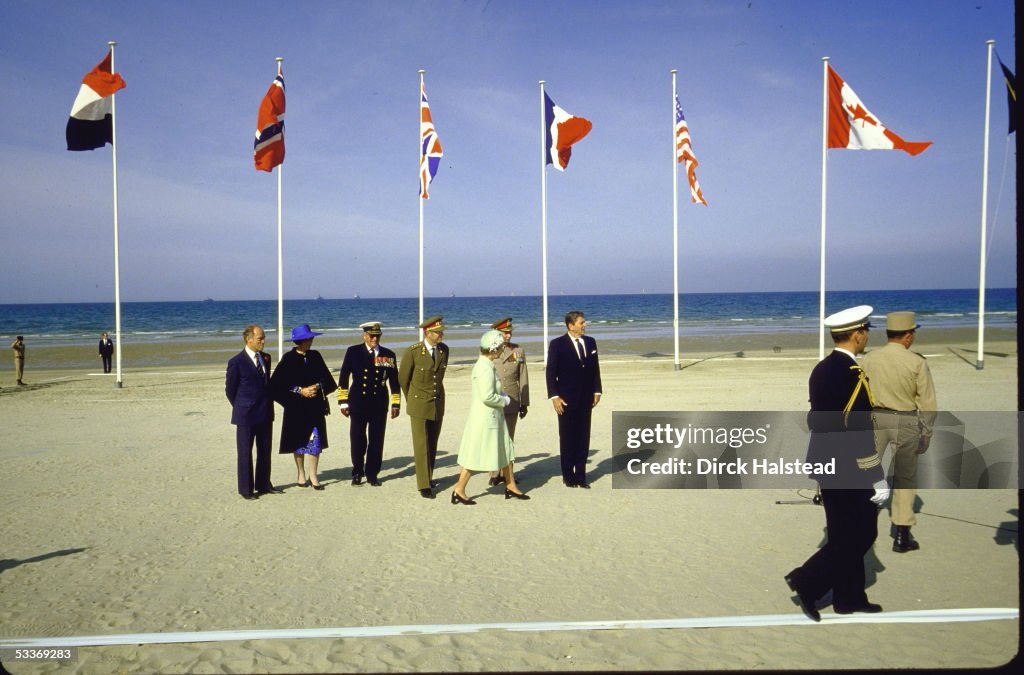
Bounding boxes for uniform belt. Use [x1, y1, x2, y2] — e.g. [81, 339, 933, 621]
[874, 407, 918, 416]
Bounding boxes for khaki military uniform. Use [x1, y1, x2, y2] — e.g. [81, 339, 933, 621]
[861, 342, 937, 526]
[398, 340, 448, 490]
[492, 343, 529, 439]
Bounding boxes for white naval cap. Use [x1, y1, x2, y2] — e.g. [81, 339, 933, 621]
[823, 305, 873, 334]
[359, 321, 383, 335]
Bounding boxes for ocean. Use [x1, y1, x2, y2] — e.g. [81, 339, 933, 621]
[0, 288, 1015, 356]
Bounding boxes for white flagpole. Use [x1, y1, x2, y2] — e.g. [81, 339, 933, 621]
[977, 40, 995, 370]
[819, 56, 830, 361]
[418, 69, 425, 329]
[671, 70, 681, 371]
[108, 40, 123, 388]
[540, 80, 549, 363]
[276, 57, 285, 362]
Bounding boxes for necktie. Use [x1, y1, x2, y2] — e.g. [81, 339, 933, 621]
[255, 353, 265, 378]
[430, 347, 436, 363]
[575, 339, 585, 361]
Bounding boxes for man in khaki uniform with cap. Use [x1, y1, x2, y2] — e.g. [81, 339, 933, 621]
[487, 317, 530, 486]
[861, 311, 937, 553]
[398, 316, 449, 499]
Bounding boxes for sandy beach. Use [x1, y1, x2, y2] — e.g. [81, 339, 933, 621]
[0, 331, 1018, 672]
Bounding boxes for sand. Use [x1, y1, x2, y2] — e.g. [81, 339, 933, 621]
[0, 333, 1018, 672]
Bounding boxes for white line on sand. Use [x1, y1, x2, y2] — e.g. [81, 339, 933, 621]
[1, 608, 1016, 648]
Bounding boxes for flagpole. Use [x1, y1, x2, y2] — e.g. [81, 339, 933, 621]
[819, 56, 830, 361]
[108, 40, 124, 388]
[540, 80, 549, 363]
[275, 57, 284, 362]
[977, 40, 995, 371]
[418, 70, 426, 330]
[671, 70, 681, 371]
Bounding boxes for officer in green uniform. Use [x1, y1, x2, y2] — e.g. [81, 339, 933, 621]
[398, 316, 449, 498]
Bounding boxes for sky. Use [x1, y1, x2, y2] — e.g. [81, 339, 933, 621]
[0, 0, 1016, 303]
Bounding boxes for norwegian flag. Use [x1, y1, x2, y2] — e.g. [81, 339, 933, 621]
[419, 82, 442, 199]
[675, 95, 707, 206]
[254, 65, 286, 172]
[827, 65, 931, 156]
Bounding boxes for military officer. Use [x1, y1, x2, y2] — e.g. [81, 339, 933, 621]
[785, 305, 889, 622]
[338, 321, 401, 487]
[488, 317, 530, 486]
[397, 315, 449, 499]
[861, 311, 937, 553]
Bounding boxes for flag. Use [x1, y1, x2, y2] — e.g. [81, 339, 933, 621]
[419, 82, 442, 199]
[675, 95, 707, 206]
[254, 66, 286, 172]
[996, 53, 1016, 135]
[544, 92, 592, 170]
[66, 49, 126, 151]
[827, 65, 931, 156]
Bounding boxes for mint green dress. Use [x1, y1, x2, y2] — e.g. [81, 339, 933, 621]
[456, 355, 515, 471]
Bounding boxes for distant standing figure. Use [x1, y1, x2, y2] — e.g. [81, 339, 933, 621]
[546, 311, 602, 488]
[98, 332, 114, 374]
[488, 317, 530, 487]
[451, 330, 529, 504]
[11, 335, 25, 386]
[225, 324, 277, 500]
[271, 324, 339, 491]
[861, 311, 937, 553]
[337, 321, 401, 486]
[397, 315, 449, 499]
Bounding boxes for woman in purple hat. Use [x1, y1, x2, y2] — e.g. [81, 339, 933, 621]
[270, 324, 338, 489]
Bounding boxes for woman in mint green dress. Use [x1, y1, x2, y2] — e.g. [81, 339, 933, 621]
[452, 330, 530, 505]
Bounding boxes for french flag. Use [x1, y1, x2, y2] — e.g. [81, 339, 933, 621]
[544, 92, 592, 171]
[66, 50, 126, 152]
[254, 67, 286, 172]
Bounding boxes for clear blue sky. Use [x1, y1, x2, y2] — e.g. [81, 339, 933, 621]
[1, 0, 1016, 303]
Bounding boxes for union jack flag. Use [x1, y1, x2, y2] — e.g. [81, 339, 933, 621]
[419, 82, 442, 199]
[675, 95, 706, 206]
[254, 65, 285, 172]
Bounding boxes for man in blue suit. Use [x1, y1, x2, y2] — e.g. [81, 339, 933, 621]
[225, 324, 279, 500]
[546, 310, 602, 488]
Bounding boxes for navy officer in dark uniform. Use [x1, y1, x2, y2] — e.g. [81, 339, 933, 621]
[337, 321, 401, 486]
[785, 305, 890, 621]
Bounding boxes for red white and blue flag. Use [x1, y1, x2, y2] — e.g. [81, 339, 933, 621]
[254, 65, 286, 172]
[544, 92, 591, 171]
[827, 65, 931, 156]
[675, 95, 707, 206]
[419, 82, 443, 199]
[66, 49, 126, 151]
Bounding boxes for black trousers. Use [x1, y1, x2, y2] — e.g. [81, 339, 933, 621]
[236, 421, 273, 495]
[349, 408, 388, 480]
[791, 488, 878, 609]
[557, 404, 592, 484]
[101, 354, 112, 373]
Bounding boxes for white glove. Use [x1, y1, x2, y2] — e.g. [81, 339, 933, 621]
[870, 479, 890, 506]
[501, 394, 511, 407]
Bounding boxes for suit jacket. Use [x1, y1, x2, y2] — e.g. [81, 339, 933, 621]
[337, 344, 401, 413]
[806, 350, 883, 488]
[398, 340, 448, 420]
[98, 339, 113, 357]
[226, 349, 274, 426]
[546, 333, 602, 407]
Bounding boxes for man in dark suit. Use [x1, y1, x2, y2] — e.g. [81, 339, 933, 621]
[785, 305, 889, 621]
[397, 316, 449, 498]
[98, 332, 114, 374]
[338, 321, 401, 487]
[546, 310, 602, 488]
[225, 324, 280, 500]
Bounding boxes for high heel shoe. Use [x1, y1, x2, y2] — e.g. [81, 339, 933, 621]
[298, 479, 310, 488]
[504, 488, 530, 501]
[311, 482, 325, 491]
[451, 491, 476, 505]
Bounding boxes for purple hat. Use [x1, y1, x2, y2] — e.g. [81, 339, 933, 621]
[290, 324, 322, 342]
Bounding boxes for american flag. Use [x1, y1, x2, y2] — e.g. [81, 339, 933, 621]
[419, 82, 442, 199]
[675, 95, 706, 206]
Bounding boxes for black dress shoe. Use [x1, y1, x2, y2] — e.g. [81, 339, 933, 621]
[451, 491, 477, 505]
[577, 481, 590, 489]
[297, 479, 311, 488]
[240, 493, 259, 501]
[505, 488, 530, 501]
[312, 482, 325, 491]
[488, 475, 505, 486]
[369, 479, 383, 486]
[258, 486, 284, 495]
[834, 602, 882, 615]
[420, 488, 435, 499]
[351, 475, 364, 486]
[784, 574, 821, 622]
[564, 480, 578, 488]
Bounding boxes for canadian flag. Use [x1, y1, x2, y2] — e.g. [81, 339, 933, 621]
[827, 65, 931, 156]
